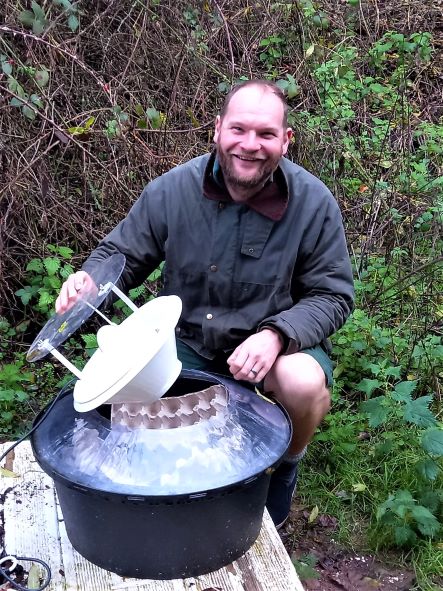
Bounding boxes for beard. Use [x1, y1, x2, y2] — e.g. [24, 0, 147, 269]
[216, 147, 280, 191]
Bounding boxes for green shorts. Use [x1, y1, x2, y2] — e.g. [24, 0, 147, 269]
[176, 339, 334, 389]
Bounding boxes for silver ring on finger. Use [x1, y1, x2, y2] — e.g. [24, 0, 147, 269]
[250, 368, 258, 377]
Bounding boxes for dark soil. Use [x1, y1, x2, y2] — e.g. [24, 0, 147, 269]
[279, 501, 418, 591]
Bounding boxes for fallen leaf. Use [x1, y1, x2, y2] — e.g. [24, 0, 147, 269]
[308, 505, 319, 523]
[0, 467, 20, 478]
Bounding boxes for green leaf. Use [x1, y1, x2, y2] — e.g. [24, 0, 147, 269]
[34, 68, 49, 87]
[416, 458, 440, 481]
[411, 505, 440, 536]
[393, 380, 417, 401]
[360, 396, 389, 427]
[10, 97, 25, 107]
[26, 258, 44, 273]
[57, 246, 74, 259]
[356, 378, 382, 397]
[394, 525, 416, 546]
[384, 365, 402, 379]
[18, 10, 35, 27]
[403, 395, 437, 428]
[2, 61, 12, 75]
[81, 334, 98, 349]
[32, 19, 46, 36]
[38, 291, 54, 308]
[30, 94, 43, 108]
[43, 257, 60, 276]
[15, 288, 33, 306]
[22, 105, 36, 120]
[421, 429, 443, 456]
[31, 1, 46, 21]
[68, 14, 79, 32]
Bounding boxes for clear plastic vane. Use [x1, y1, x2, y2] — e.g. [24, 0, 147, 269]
[27, 253, 134, 367]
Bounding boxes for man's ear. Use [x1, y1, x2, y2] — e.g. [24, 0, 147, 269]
[282, 128, 293, 155]
[213, 115, 221, 143]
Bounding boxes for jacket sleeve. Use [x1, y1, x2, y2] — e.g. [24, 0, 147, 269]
[82, 184, 167, 293]
[259, 198, 354, 352]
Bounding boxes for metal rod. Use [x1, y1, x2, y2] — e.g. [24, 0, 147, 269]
[49, 348, 83, 379]
[111, 285, 138, 312]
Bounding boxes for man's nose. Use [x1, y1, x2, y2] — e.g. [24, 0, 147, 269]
[240, 132, 260, 152]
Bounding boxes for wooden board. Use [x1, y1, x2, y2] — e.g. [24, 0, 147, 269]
[0, 442, 304, 590]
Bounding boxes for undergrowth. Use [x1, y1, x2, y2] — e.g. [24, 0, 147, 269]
[0, 0, 442, 588]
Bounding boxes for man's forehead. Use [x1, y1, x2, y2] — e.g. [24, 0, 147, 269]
[224, 85, 283, 116]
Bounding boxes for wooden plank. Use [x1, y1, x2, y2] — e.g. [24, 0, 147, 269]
[1, 442, 304, 590]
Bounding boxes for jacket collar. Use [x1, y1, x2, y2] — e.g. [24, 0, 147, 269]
[202, 152, 289, 221]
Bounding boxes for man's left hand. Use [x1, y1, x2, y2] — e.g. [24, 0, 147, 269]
[227, 329, 283, 383]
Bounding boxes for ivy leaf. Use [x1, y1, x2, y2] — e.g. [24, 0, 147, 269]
[360, 396, 389, 427]
[421, 429, 443, 456]
[415, 458, 440, 481]
[403, 395, 437, 428]
[392, 380, 417, 402]
[356, 378, 382, 397]
[68, 14, 79, 32]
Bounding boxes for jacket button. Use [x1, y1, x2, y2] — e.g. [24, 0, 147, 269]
[206, 313, 213, 320]
[218, 202, 225, 210]
[210, 265, 218, 272]
[248, 248, 254, 254]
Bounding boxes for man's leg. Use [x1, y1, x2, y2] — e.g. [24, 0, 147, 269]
[264, 346, 333, 527]
[264, 350, 331, 454]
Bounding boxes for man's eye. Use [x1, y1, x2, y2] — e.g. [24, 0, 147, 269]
[262, 132, 275, 138]
[232, 127, 243, 132]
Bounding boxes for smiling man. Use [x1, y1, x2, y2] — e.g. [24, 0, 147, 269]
[56, 80, 354, 529]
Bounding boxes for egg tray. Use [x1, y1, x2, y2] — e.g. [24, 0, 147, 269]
[110, 384, 228, 429]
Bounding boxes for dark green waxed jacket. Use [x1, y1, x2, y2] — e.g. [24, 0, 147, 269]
[83, 154, 354, 358]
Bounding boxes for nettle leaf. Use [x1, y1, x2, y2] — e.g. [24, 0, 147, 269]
[26, 258, 44, 273]
[384, 365, 402, 379]
[393, 380, 417, 402]
[10, 97, 25, 107]
[43, 256, 60, 276]
[361, 396, 389, 427]
[411, 505, 440, 537]
[15, 288, 33, 305]
[38, 290, 54, 308]
[57, 246, 74, 259]
[82, 334, 98, 349]
[395, 525, 415, 546]
[421, 429, 443, 456]
[356, 378, 382, 397]
[403, 395, 437, 428]
[416, 458, 440, 481]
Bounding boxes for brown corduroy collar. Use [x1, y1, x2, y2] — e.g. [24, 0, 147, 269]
[202, 152, 289, 221]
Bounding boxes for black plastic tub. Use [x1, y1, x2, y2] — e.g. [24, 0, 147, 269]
[31, 370, 291, 579]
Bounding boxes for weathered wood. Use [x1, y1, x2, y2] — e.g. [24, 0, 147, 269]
[1, 442, 304, 590]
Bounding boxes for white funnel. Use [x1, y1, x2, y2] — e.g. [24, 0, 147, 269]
[73, 296, 182, 412]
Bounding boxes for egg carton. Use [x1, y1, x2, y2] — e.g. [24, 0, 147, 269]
[110, 384, 228, 429]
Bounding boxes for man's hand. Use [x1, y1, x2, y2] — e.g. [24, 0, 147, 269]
[55, 271, 97, 314]
[227, 328, 283, 383]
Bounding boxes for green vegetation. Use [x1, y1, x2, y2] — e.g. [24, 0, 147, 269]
[0, 1, 442, 588]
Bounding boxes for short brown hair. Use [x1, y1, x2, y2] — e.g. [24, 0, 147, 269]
[219, 79, 289, 127]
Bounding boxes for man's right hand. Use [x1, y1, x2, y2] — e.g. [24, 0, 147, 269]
[55, 271, 97, 314]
